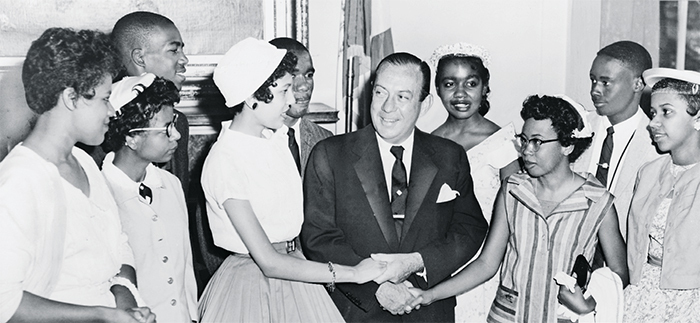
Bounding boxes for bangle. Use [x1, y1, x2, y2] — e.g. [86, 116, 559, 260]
[326, 262, 336, 293]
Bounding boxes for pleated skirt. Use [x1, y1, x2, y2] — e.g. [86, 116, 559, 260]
[198, 250, 345, 323]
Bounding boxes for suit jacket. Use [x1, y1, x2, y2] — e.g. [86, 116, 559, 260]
[301, 126, 488, 323]
[299, 116, 332, 178]
[572, 111, 660, 238]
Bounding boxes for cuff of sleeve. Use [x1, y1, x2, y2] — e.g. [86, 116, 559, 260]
[110, 276, 147, 307]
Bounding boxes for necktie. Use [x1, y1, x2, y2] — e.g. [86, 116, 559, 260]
[592, 126, 614, 269]
[139, 183, 153, 205]
[390, 146, 408, 241]
[287, 127, 302, 174]
[595, 126, 614, 187]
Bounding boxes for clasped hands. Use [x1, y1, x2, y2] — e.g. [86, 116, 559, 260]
[370, 253, 429, 315]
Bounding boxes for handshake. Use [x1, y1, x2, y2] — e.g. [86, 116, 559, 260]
[375, 281, 423, 315]
[366, 253, 431, 315]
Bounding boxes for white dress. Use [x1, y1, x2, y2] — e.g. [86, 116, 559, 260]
[0, 146, 134, 321]
[198, 123, 344, 322]
[455, 123, 519, 323]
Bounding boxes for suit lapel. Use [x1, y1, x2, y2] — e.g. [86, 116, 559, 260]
[300, 118, 314, 169]
[402, 131, 437, 243]
[353, 128, 400, 250]
[614, 117, 652, 195]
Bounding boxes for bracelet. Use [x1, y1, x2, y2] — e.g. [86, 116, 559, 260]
[109, 276, 147, 307]
[326, 262, 336, 293]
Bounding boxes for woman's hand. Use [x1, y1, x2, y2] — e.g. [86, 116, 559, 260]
[406, 286, 435, 310]
[557, 284, 596, 315]
[100, 306, 156, 323]
[352, 257, 387, 284]
[126, 307, 156, 323]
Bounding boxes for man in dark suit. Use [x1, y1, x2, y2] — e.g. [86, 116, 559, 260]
[269, 37, 333, 178]
[301, 52, 487, 322]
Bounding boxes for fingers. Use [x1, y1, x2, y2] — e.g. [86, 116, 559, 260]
[128, 307, 156, 323]
[409, 295, 424, 308]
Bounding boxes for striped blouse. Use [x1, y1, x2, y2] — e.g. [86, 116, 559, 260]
[488, 172, 614, 323]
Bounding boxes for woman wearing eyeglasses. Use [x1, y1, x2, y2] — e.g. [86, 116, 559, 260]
[404, 95, 628, 322]
[101, 74, 198, 323]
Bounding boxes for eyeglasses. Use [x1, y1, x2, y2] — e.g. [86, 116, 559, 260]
[515, 133, 558, 152]
[129, 113, 178, 138]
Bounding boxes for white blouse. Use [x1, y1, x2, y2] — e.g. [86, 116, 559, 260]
[201, 122, 304, 254]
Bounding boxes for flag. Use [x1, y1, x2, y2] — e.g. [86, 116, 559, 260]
[337, 0, 394, 133]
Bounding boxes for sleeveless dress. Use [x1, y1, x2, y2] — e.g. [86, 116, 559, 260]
[488, 172, 613, 323]
[623, 163, 700, 322]
[455, 123, 518, 323]
[198, 123, 344, 322]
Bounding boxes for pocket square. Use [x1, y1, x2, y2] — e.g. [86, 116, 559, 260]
[436, 183, 460, 203]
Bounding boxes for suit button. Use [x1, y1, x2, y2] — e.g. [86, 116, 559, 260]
[152, 215, 158, 221]
[162, 256, 169, 263]
[167, 277, 174, 284]
[170, 299, 177, 306]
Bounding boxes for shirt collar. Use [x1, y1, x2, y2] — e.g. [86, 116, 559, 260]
[375, 130, 416, 154]
[603, 107, 645, 136]
[102, 152, 164, 203]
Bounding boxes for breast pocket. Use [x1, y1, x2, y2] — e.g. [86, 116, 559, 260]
[487, 284, 518, 323]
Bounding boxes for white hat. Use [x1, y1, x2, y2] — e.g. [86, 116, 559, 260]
[214, 37, 287, 107]
[644, 68, 700, 88]
[110, 73, 157, 114]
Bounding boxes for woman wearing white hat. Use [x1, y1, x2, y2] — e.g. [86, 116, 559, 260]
[197, 37, 385, 322]
[624, 68, 700, 321]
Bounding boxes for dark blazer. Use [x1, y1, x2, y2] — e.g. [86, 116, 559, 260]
[301, 125, 488, 322]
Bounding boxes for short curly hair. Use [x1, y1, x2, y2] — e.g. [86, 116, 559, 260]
[436, 55, 491, 115]
[230, 51, 297, 116]
[651, 78, 700, 116]
[520, 95, 592, 162]
[22, 28, 120, 114]
[102, 77, 180, 152]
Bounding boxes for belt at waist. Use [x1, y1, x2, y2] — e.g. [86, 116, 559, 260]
[271, 237, 299, 254]
[231, 237, 300, 258]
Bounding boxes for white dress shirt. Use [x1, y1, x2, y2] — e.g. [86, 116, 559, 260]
[586, 108, 646, 191]
[376, 131, 415, 200]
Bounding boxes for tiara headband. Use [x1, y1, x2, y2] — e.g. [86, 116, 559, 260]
[429, 42, 491, 69]
[553, 94, 593, 139]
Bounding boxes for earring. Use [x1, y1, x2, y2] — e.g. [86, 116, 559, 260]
[694, 120, 700, 131]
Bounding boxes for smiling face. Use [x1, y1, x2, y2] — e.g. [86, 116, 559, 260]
[253, 73, 295, 130]
[75, 74, 115, 146]
[286, 49, 315, 118]
[131, 105, 180, 163]
[371, 63, 425, 144]
[520, 118, 568, 178]
[436, 59, 486, 120]
[589, 55, 640, 124]
[649, 92, 699, 156]
[141, 24, 189, 90]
